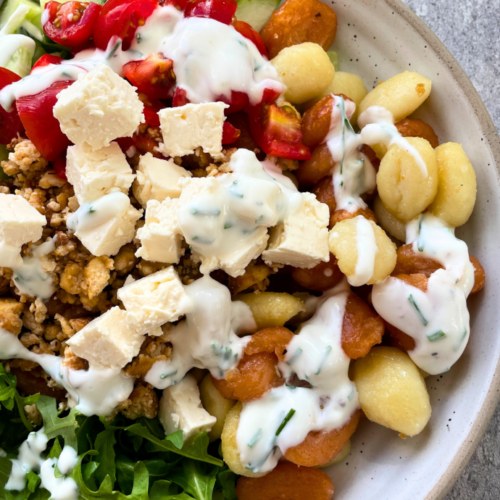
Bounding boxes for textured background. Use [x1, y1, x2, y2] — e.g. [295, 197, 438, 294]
[401, 1, 500, 498]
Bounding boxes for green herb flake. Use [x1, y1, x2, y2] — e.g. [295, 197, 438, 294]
[408, 294, 428, 326]
[160, 370, 178, 379]
[275, 409, 296, 436]
[427, 330, 446, 342]
[247, 429, 262, 448]
[286, 348, 303, 366]
[315, 345, 332, 375]
[88, 206, 96, 214]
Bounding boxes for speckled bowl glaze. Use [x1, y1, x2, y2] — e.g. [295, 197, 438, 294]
[319, 0, 500, 498]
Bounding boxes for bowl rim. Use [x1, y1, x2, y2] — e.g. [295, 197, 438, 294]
[383, 1, 500, 498]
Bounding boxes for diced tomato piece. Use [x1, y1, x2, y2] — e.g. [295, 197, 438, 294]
[31, 54, 64, 73]
[172, 87, 189, 107]
[222, 121, 240, 144]
[184, 0, 237, 25]
[226, 111, 264, 158]
[52, 154, 67, 181]
[94, 0, 158, 51]
[43, 1, 101, 48]
[137, 93, 163, 127]
[0, 68, 23, 145]
[70, 39, 96, 56]
[116, 131, 167, 159]
[16, 81, 72, 161]
[232, 20, 268, 58]
[123, 53, 175, 99]
[215, 90, 248, 115]
[248, 103, 311, 160]
[260, 87, 281, 105]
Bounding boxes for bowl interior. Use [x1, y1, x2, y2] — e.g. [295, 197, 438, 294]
[320, 1, 500, 499]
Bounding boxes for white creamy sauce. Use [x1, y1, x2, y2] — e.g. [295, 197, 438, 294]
[178, 149, 302, 270]
[40, 455, 78, 500]
[372, 213, 474, 375]
[145, 275, 251, 389]
[0, 6, 282, 111]
[237, 281, 358, 473]
[231, 301, 258, 336]
[5, 428, 48, 491]
[0, 328, 134, 416]
[67, 191, 130, 233]
[349, 215, 377, 287]
[12, 238, 55, 300]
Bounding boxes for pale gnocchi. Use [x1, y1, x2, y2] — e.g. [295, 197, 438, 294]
[373, 196, 407, 242]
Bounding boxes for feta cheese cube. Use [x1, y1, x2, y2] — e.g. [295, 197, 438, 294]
[67, 306, 144, 369]
[66, 143, 135, 204]
[136, 198, 183, 264]
[133, 153, 191, 207]
[159, 102, 227, 159]
[54, 64, 144, 151]
[159, 374, 216, 441]
[263, 193, 330, 268]
[117, 266, 192, 332]
[68, 192, 142, 257]
[0, 194, 46, 267]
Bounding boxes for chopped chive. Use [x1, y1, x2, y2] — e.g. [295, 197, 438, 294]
[286, 348, 303, 366]
[286, 385, 297, 389]
[408, 294, 428, 326]
[427, 330, 446, 342]
[160, 370, 177, 379]
[190, 207, 221, 216]
[340, 181, 344, 187]
[136, 33, 141, 43]
[417, 216, 424, 252]
[223, 347, 232, 361]
[88, 206, 95, 213]
[276, 409, 296, 436]
[315, 345, 332, 375]
[255, 215, 264, 224]
[191, 235, 214, 245]
[247, 429, 262, 448]
[224, 222, 233, 229]
[106, 41, 122, 60]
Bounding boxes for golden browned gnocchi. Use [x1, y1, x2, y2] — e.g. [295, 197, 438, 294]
[316, 440, 351, 468]
[353, 347, 431, 437]
[235, 292, 306, 329]
[200, 374, 236, 441]
[221, 402, 267, 478]
[358, 71, 432, 121]
[429, 143, 477, 227]
[271, 43, 335, 104]
[328, 217, 397, 284]
[373, 196, 407, 242]
[377, 137, 438, 221]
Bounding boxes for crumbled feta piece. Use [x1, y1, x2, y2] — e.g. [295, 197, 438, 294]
[117, 266, 192, 333]
[0, 194, 46, 267]
[159, 374, 216, 441]
[66, 143, 135, 204]
[136, 198, 183, 264]
[67, 307, 144, 369]
[263, 193, 330, 268]
[158, 102, 227, 159]
[133, 153, 191, 207]
[68, 192, 142, 257]
[54, 64, 144, 151]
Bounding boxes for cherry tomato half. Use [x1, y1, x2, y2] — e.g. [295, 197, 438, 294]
[0, 68, 23, 145]
[16, 81, 72, 161]
[123, 53, 176, 99]
[222, 121, 240, 144]
[172, 87, 189, 107]
[43, 1, 101, 48]
[184, 0, 237, 25]
[31, 54, 64, 73]
[94, 0, 158, 51]
[232, 20, 268, 58]
[52, 154, 68, 181]
[138, 93, 163, 127]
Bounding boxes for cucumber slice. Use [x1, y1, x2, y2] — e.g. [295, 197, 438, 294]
[5, 44, 33, 76]
[0, 0, 42, 32]
[327, 51, 340, 72]
[236, 0, 280, 33]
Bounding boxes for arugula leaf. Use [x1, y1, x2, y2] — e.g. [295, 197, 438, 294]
[127, 425, 222, 467]
[217, 469, 238, 500]
[94, 429, 117, 486]
[36, 396, 79, 449]
[170, 460, 218, 500]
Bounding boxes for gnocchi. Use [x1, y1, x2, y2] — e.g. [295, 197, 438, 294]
[271, 43, 335, 104]
[353, 347, 432, 437]
[358, 71, 432, 122]
[373, 195, 407, 242]
[200, 374, 236, 441]
[235, 292, 306, 329]
[429, 143, 477, 227]
[328, 217, 397, 285]
[377, 137, 438, 221]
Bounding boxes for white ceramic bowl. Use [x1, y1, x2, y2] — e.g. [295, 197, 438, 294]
[320, 1, 500, 498]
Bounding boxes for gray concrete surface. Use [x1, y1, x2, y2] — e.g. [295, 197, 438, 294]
[401, 1, 500, 497]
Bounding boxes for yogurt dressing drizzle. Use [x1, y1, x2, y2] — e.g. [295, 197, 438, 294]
[236, 280, 358, 473]
[5, 428, 78, 499]
[372, 213, 474, 375]
[145, 275, 252, 389]
[0, 6, 283, 111]
[178, 149, 302, 274]
[351, 215, 377, 287]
